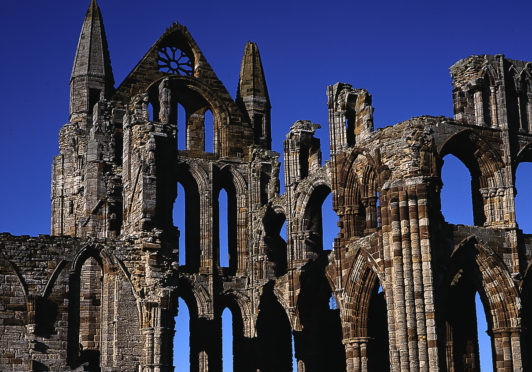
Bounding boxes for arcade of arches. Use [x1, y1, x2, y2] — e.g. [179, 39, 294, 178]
[2, 2, 532, 372]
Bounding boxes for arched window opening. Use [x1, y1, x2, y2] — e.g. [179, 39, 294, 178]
[147, 102, 154, 122]
[445, 250, 495, 371]
[476, 292, 493, 371]
[205, 109, 214, 153]
[177, 103, 187, 150]
[173, 297, 191, 371]
[215, 180, 237, 273]
[173, 183, 186, 266]
[70, 256, 103, 371]
[218, 189, 229, 268]
[367, 279, 389, 372]
[515, 162, 532, 232]
[303, 185, 339, 256]
[222, 308, 233, 372]
[440, 154, 475, 226]
[322, 192, 339, 252]
[173, 178, 200, 270]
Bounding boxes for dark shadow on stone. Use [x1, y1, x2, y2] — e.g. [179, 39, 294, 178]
[32, 360, 49, 371]
[35, 297, 58, 338]
[256, 281, 293, 371]
[297, 253, 346, 372]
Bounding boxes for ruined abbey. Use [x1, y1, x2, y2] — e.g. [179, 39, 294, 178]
[2, 1, 532, 371]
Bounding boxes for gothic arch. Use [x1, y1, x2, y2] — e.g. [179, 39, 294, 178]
[438, 129, 507, 226]
[213, 165, 248, 274]
[147, 75, 232, 155]
[443, 236, 521, 370]
[178, 275, 212, 318]
[216, 290, 253, 370]
[447, 236, 519, 329]
[294, 173, 332, 230]
[338, 150, 382, 238]
[175, 162, 205, 270]
[343, 248, 380, 338]
[516, 141, 532, 166]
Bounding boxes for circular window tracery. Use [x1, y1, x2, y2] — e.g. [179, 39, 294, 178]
[158, 46, 193, 76]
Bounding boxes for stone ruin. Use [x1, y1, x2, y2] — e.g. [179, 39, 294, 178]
[1, 1, 532, 371]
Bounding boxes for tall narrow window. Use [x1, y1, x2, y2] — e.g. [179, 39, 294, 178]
[173, 298, 191, 370]
[147, 102, 154, 122]
[218, 189, 229, 268]
[321, 192, 339, 251]
[215, 183, 237, 272]
[205, 110, 214, 153]
[222, 308, 233, 371]
[173, 178, 200, 270]
[515, 162, 532, 232]
[178, 103, 187, 150]
[476, 292, 493, 371]
[173, 183, 186, 266]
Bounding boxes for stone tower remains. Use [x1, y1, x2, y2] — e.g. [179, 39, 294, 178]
[1, 1, 532, 371]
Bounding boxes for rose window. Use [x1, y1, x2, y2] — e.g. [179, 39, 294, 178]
[158, 46, 193, 75]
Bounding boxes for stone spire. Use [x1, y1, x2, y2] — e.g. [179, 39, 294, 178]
[70, 0, 114, 119]
[237, 41, 271, 149]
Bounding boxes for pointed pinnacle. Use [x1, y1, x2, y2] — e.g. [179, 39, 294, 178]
[237, 41, 270, 103]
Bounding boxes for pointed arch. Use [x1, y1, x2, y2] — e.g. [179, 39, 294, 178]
[214, 165, 248, 274]
[444, 236, 521, 370]
[438, 129, 506, 226]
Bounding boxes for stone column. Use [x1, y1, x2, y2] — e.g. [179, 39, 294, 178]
[526, 93, 532, 132]
[343, 337, 371, 372]
[474, 90, 485, 126]
[492, 327, 523, 372]
[362, 196, 377, 233]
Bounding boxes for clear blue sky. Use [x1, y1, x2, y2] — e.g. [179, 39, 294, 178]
[1, 0, 532, 370]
